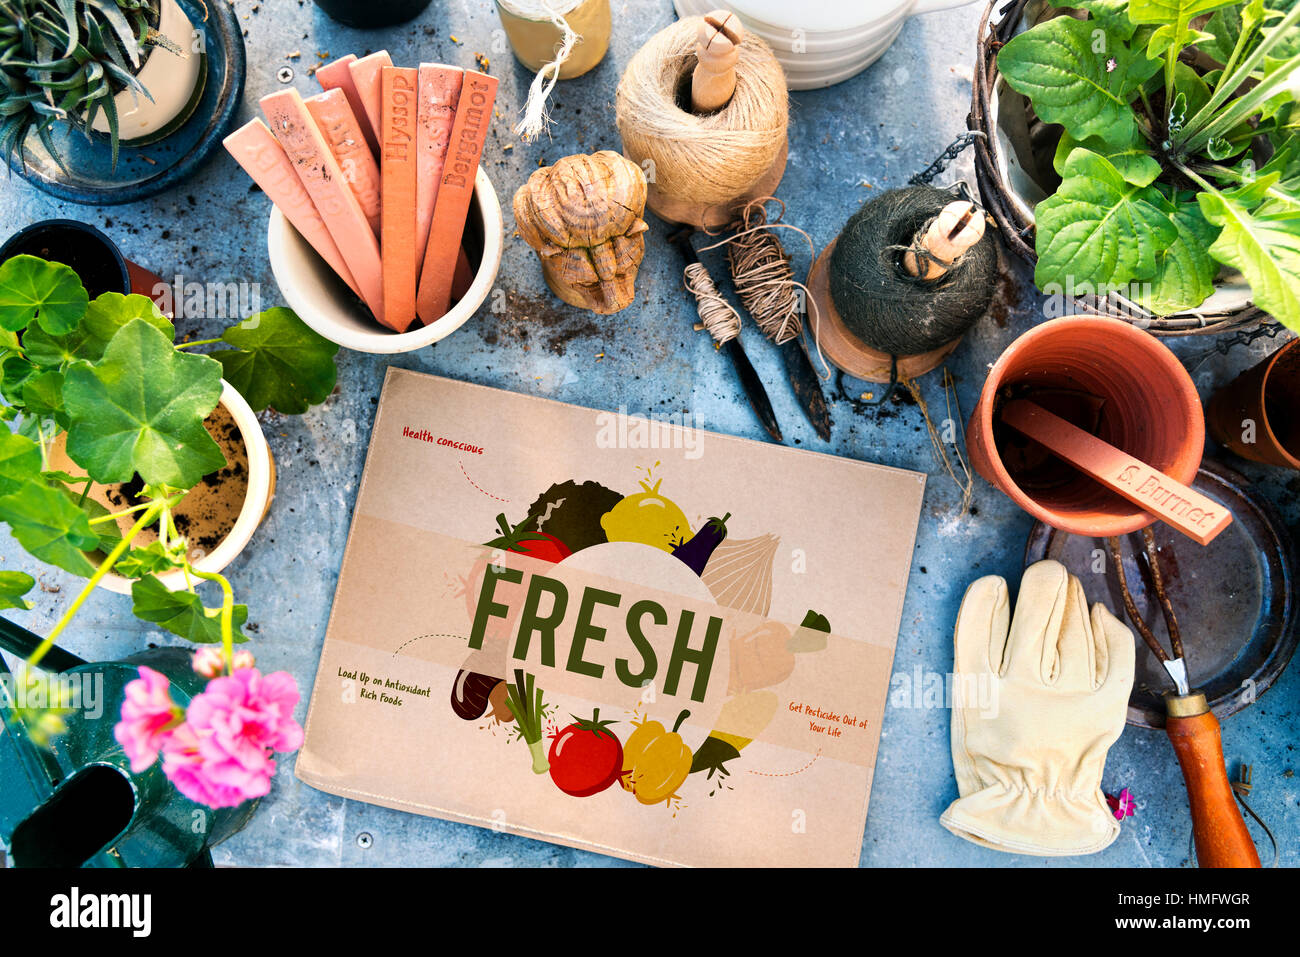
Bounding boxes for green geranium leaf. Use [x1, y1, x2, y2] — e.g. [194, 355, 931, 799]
[66, 491, 125, 557]
[0, 432, 42, 495]
[999, 16, 1158, 144]
[1198, 190, 1300, 332]
[113, 540, 186, 579]
[1131, 201, 1220, 313]
[1033, 148, 1179, 294]
[0, 570, 35, 611]
[211, 307, 339, 415]
[62, 319, 225, 489]
[1054, 126, 1162, 186]
[21, 370, 68, 429]
[130, 574, 248, 644]
[0, 480, 98, 576]
[24, 293, 174, 369]
[0, 255, 88, 334]
[1, 354, 35, 406]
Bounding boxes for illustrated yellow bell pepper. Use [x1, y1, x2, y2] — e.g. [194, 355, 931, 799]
[621, 709, 693, 805]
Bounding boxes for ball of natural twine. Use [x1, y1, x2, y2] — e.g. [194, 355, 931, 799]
[615, 18, 788, 210]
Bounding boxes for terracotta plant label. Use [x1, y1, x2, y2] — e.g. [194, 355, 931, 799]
[380, 66, 420, 332]
[296, 369, 926, 867]
[260, 88, 386, 323]
[305, 89, 383, 235]
[315, 54, 378, 153]
[347, 51, 394, 154]
[223, 118, 362, 298]
[1001, 399, 1232, 545]
[415, 70, 498, 324]
[416, 64, 463, 275]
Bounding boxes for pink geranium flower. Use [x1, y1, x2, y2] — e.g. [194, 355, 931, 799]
[160, 668, 304, 809]
[114, 666, 182, 773]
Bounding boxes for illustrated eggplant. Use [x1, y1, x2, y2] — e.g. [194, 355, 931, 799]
[451, 670, 503, 720]
[671, 512, 730, 577]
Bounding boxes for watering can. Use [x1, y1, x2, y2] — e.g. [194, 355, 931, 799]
[0, 618, 256, 867]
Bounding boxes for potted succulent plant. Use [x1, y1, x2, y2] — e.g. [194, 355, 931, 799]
[0, 252, 337, 816]
[1, 0, 246, 204]
[971, 0, 1300, 335]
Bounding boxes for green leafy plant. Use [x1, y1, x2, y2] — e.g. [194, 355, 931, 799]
[0, 0, 170, 169]
[998, 0, 1300, 328]
[0, 252, 337, 714]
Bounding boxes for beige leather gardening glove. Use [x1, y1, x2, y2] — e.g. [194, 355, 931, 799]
[941, 560, 1135, 856]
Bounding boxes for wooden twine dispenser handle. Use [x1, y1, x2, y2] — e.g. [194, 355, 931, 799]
[691, 11, 743, 113]
[1166, 701, 1262, 868]
[902, 200, 987, 281]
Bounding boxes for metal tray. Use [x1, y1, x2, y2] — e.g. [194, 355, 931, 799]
[1025, 460, 1298, 729]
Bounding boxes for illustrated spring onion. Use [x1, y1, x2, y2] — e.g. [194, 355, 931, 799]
[504, 669, 550, 774]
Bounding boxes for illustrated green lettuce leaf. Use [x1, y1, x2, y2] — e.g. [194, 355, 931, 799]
[130, 574, 248, 644]
[1033, 148, 1179, 293]
[210, 307, 339, 415]
[0, 255, 88, 335]
[0, 570, 35, 611]
[0, 432, 42, 495]
[1198, 190, 1300, 331]
[1054, 126, 1162, 186]
[62, 319, 225, 489]
[1131, 200, 1220, 313]
[999, 16, 1159, 145]
[0, 481, 98, 576]
[23, 292, 174, 369]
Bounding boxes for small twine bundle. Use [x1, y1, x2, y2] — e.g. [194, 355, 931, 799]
[723, 199, 802, 345]
[615, 18, 788, 210]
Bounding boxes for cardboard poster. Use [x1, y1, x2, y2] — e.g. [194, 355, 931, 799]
[297, 368, 925, 867]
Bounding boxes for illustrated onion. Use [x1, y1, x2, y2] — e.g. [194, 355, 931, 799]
[700, 533, 780, 616]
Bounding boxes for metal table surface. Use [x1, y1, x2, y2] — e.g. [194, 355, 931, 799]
[1, 0, 1296, 868]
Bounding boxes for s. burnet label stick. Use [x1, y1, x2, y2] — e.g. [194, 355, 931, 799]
[223, 118, 362, 298]
[348, 51, 394, 155]
[314, 54, 378, 154]
[261, 88, 387, 324]
[381, 66, 420, 332]
[415, 64, 464, 276]
[416, 70, 498, 324]
[305, 88, 383, 236]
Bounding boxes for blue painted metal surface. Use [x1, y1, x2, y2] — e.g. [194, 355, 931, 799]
[0, 0, 1295, 868]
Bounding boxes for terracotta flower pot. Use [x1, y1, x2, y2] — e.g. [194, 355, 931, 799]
[967, 316, 1205, 537]
[1206, 337, 1300, 471]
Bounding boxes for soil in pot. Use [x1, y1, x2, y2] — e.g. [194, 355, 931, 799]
[1, 224, 129, 299]
[991, 386, 1107, 493]
[48, 403, 250, 565]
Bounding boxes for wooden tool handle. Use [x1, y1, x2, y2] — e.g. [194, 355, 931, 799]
[902, 200, 986, 280]
[691, 11, 742, 113]
[1000, 399, 1232, 545]
[1166, 709, 1261, 868]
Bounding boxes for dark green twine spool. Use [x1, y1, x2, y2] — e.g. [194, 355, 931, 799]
[828, 185, 996, 356]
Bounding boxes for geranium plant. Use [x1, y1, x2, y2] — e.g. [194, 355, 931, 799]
[0, 253, 337, 805]
[998, 0, 1300, 329]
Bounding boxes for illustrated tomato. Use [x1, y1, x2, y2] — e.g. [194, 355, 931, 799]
[547, 709, 623, 797]
[486, 512, 572, 564]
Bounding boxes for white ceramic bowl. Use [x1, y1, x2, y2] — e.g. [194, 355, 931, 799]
[99, 381, 275, 595]
[267, 166, 503, 354]
[672, 0, 977, 88]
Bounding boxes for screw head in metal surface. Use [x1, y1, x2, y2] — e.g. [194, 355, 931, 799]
[277, 66, 294, 83]
[356, 832, 373, 849]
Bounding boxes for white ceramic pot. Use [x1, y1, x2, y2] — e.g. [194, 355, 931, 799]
[89, 0, 206, 143]
[672, 0, 977, 88]
[99, 381, 275, 596]
[267, 167, 503, 354]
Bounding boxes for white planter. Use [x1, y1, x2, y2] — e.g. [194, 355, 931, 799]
[98, 381, 275, 595]
[88, 0, 205, 143]
[671, 0, 978, 89]
[267, 167, 503, 355]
